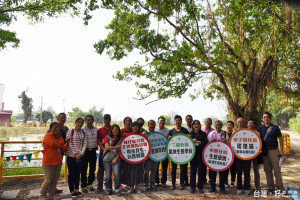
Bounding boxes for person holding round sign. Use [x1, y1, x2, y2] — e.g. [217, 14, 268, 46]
[154, 116, 170, 187]
[224, 120, 237, 188]
[207, 120, 228, 194]
[247, 119, 262, 191]
[143, 120, 159, 191]
[103, 124, 122, 196]
[168, 115, 190, 190]
[234, 117, 252, 195]
[189, 120, 208, 194]
[121, 121, 149, 194]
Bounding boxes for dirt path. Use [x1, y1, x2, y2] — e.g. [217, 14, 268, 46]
[0, 131, 299, 200]
[280, 130, 300, 189]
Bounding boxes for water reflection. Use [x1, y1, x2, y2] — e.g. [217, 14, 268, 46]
[0, 133, 46, 167]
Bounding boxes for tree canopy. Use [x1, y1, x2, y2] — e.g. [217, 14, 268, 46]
[36, 110, 54, 123]
[95, 0, 300, 121]
[68, 106, 104, 123]
[0, 0, 99, 51]
[18, 90, 33, 123]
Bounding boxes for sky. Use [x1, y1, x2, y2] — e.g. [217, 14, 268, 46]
[0, 9, 227, 123]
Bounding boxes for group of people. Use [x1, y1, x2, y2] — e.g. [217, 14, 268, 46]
[40, 112, 284, 199]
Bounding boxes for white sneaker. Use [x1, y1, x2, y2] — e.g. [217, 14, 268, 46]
[237, 190, 243, 195]
[245, 190, 250, 195]
[136, 189, 142, 193]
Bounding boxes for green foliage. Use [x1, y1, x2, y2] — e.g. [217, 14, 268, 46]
[96, 0, 300, 121]
[68, 106, 104, 123]
[35, 110, 54, 123]
[18, 90, 33, 123]
[161, 114, 171, 125]
[289, 115, 300, 134]
[0, 0, 99, 51]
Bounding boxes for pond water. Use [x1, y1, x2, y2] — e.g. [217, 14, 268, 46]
[0, 132, 47, 167]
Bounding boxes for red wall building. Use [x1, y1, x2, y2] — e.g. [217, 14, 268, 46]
[0, 110, 12, 126]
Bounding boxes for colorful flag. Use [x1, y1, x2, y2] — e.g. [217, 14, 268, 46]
[11, 156, 17, 160]
[0, 157, 4, 166]
[33, 151, 40, 158]
[18, 155, 25, 162]
[6, 156, 11, 161]
[26, 153, 33, 163]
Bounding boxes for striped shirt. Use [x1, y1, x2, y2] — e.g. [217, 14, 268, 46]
[66, 129, 87, 158]
[83, 126, 98, 148]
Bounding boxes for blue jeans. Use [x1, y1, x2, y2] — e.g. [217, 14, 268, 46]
[97, 151, 104, 189]
[103, 160, 120, 191]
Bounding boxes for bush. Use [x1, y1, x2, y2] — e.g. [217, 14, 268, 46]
[289, 116, 300, 134]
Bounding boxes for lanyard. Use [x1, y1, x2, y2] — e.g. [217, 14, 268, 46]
[88, 127, 95, 137]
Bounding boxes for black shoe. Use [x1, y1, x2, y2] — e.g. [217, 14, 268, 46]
[75, 192, 83, 197]
[209, 188, 216, 193]
[267, 189, 275, 194]
[171, 185, 176, 190]
[96, 188, 103, 193]
[198, 189, 204, 194]
[190, 188, 195, 193]
[220, 189, 227, 194]
[71, 192, 77, 198]
[55, 189, 63, 194]
[106, 190, 112, 195]
[179, 185, 185, 190]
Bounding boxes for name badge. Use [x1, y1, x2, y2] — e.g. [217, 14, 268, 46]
[57, 148, 61, 152]
[195, 143, 199, 146]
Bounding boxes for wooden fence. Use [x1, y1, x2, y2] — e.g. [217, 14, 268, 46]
[0, 133, 291, 183]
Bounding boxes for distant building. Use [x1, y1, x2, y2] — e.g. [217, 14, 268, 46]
[0, 83, 13, 126]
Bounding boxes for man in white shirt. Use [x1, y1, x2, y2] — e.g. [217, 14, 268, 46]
[154, 116, 170, 187]
[81, 115, 98, 193]
[185, 115, 193, 133]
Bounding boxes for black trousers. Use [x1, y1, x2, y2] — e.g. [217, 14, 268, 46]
[171, 161, 187, 185]
[236, 158, 251, 190]
[230, 157, 237, 183]
[155, 158, 169, 184]
[67, 156, 82, 192]
[209, 169, 225, 190]
[190, 158, 206, 190]
[81, 148, 97, 187]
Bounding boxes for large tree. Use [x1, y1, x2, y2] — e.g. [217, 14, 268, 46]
[18, 90, 33, 123]
[95, 0, 300, 121]
[0, 0, 98, 51]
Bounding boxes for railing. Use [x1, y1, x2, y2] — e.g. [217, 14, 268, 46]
[0, 141, 44, 184]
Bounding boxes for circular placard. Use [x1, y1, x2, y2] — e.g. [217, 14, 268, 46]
[167, 133, 195, 165]
[147, 132, 168, 162]
[229, 128, 262, 160]
[202, 141, 234, 172]
[120, 133, 151, 164]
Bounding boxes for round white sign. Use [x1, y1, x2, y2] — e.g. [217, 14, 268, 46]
[120, 133, 151, 164]
[167, 133, 195, 165]
[203, 141, 234, 171]
[229, 128, 262, 160]
[147, 132, 168, 162]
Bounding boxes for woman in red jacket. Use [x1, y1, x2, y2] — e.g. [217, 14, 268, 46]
[40, 122, 70, 200]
